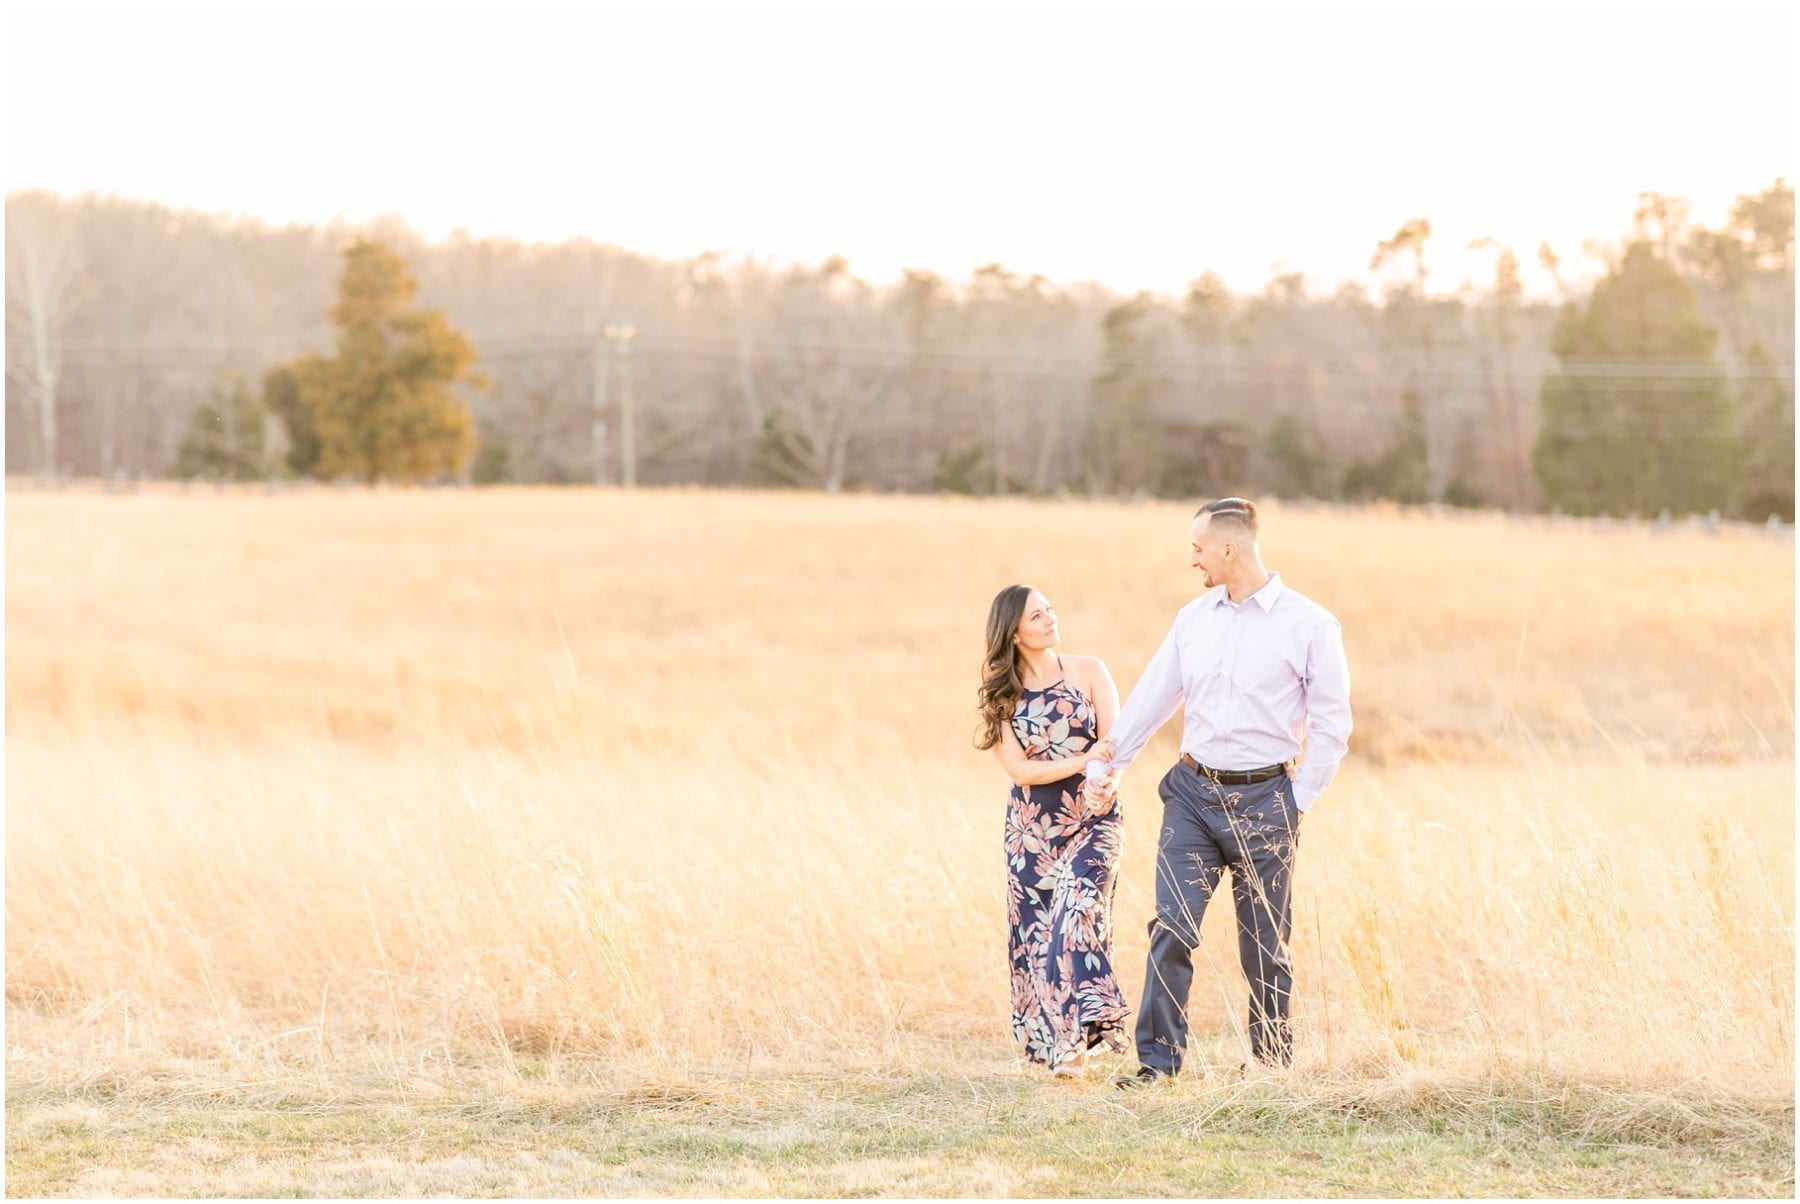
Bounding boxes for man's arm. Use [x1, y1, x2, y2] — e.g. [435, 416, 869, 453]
[1291, 614, 1351, 812]
[1086, 612, 1186, 782]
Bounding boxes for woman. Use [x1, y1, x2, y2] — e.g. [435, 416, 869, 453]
[977, 584, 1130, 1077]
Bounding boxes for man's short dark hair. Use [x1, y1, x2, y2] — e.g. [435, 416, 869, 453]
[1194, 497, 1259, 541]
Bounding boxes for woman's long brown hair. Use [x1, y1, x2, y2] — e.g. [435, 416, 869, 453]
[975, 584, 1033, 750]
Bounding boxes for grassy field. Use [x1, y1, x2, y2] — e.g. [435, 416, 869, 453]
[6, 483, 1794, 1196]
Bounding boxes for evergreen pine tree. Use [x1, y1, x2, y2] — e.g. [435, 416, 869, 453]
[1534, 242, 1735, 515]
[278, 241, 482, 483]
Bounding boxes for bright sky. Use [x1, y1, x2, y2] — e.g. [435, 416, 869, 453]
[5, 0, 1793, 299]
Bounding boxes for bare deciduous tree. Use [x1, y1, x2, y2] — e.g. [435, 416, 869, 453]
[6, 193, 79, 473]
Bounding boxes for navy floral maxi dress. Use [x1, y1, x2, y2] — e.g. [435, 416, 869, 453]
[1005, 674, 1130, 1069]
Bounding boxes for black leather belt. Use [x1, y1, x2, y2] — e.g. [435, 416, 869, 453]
[1180, 753, 1286, 785]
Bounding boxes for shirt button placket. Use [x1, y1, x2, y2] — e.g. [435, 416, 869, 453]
[1221, 605, 1242, 735]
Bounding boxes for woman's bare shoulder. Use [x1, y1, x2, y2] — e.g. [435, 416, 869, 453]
[1065, 653, 1111, 683]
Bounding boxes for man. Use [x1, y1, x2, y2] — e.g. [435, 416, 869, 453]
[1086, 497, 1351, 1086]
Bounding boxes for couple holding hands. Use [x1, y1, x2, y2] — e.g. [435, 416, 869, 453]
[978, 498, 1352, 1086]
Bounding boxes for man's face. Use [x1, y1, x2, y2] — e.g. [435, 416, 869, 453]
[1190, 515, 1230, 588]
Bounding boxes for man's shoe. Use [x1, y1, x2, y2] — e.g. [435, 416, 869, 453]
[1112, 1065, 1170, 1090]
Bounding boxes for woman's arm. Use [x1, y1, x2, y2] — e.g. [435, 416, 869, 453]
[991, 718, 1107, 787]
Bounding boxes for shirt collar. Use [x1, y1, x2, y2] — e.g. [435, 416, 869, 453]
[1209, 571, 1286, 612]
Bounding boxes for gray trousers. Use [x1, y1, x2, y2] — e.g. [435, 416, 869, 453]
[1136, 761, 1302, 1073]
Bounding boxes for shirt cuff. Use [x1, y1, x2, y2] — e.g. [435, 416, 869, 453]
[1292, 780, 1320, 812]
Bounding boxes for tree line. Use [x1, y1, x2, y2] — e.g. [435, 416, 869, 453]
[5, 183, 1793, 518]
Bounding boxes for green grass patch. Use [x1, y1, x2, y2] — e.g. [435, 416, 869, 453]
[8, 1067, 1793, 1197]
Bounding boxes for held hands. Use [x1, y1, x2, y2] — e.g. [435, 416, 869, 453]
[1083, 765, 1119, 816]
[1080, 739, 1119, 814]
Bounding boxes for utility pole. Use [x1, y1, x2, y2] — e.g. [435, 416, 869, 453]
[607, 322, 638, 488]
[591, 329, 609, 487]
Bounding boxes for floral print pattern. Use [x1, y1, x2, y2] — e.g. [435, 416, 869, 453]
[1006, 676, 1129, 1071]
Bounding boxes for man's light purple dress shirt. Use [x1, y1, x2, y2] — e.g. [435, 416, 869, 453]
[1087, 572, 1352, 812]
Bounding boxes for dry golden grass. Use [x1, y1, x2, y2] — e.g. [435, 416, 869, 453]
[5, 483, 1794, 1193]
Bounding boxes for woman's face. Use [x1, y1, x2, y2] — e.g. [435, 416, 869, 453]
[1014, 590, 1060, 652]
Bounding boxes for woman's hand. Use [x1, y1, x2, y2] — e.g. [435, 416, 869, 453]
[1083, 770, 1119, 817]
[1084, 739, 1115, 766]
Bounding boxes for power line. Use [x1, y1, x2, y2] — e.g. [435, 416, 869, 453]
[9, 330, 1792, 446]
[15, 329, 1794, 383]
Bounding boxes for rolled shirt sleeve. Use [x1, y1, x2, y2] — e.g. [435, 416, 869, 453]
[1290, 614, 1352, 812]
